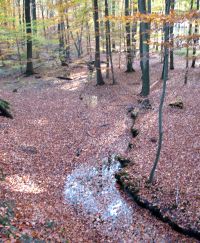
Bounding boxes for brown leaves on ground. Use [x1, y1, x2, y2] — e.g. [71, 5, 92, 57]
[124, 57, 200, 237]
[0, 54, 198, 242]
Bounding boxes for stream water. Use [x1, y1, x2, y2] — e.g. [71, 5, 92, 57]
[64, 155, 133, 235]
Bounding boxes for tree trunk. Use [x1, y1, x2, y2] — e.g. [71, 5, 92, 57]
[86, 22, 92, 61]
[125, 0, 134, 72]
[105, 0, 110, 78]
[138, 0, 150, 96]
[148, 0, 171, 184]
[32, 0, 37, 34]
[170, 0, 175, 70]
[93, 0, 104, 85]
[105, 0, 115, 84]
[191, 0, 199, 68]
[40, 1, 47, 38]
[25, 0, 34, 75]
[65, 9, 71, 62]
[184, 0, 193, 84]
[161, 0, 171, 80]
[58, 20, 67, 66]
[111, 0, 116, 51]
[132, 2, 137, 59]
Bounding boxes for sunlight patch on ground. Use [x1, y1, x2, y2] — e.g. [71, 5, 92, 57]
[71, 71, 88, 80]
[59, 79, 84, 91]
[6, 174, 44, 194]
[83, 95, 98, 108]
[32, 118, 49, 126]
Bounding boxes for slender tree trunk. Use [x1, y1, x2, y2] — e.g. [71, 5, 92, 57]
[105, 0, 115, 83]
[86, 22, 92, 61]
[23, 0, 25, 33]
[40, 1, 46, 38]
[191, 0, 199, 68]
[185, 0, 194, 84]
[93, 0, 104, 85]
[15, 34, 23, 73]
[58, 20, 67, 66]
[65, 9, 71, 62]
[100, 10, 105, 53]
[17, 0, 22, 26]
[147, 0, 151, 77]
[125, 0, 134, 72]
[25, 0, 34, 75]
[138, 0, 150, 96]
[161, 0, 171, 80]
[132, 2, 137, 59]
[111, 0, 116, 51]
[32, 0, 37, 34]
[105, 0, 110, 78]
[161, 33, 164, 63]
[12, 0, 16, 29]
[77, 22, 84, 56]
[170, 0, 175, 70]
[118, 2, 124, 69]
[148, 0, 171, 183]
[70, 31, 81, 57]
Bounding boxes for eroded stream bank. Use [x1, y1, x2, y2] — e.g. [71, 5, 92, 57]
[1, 59, 197, 241]
[64, 154, 196, 242]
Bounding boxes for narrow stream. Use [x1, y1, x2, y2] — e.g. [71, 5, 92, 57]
[64, 154, 133, 235]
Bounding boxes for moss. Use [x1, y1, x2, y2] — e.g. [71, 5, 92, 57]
[0, 99, 13, 119]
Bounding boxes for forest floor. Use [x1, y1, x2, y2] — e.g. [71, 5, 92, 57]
[0, 53, 199, 242]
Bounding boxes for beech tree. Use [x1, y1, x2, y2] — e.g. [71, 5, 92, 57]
[185, 0, 194, 84]
[0, 0, 199, 88]
[191, 0, 199, 68]
[111, 0, 116, 51]
[25, 0, 34, 75]
[138, 0, 150, 96]
[58, 0, 68, 66]
[32, 0, 37, 34]
[125, 0, 135, 72]
[105, 0, 115, 84]
[161, 0, 171, 80]
[148, 0, 171, 183]
[169, 0, 175, 70]
[93, 0, 104, 85]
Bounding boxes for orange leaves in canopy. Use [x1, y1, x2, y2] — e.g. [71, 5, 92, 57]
[105, 10, 200, 25]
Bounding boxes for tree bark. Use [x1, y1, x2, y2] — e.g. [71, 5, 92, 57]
[58, 20, 67, 66]
[125, 0, 134, 72]
[93, 0, 104, 85]
[191, 0, 199, 68]
[132, 3, 137, 59]
[138, 0, 150, 96]
[170, 0, 175, 70]
[111, 0, 116, 51]
[25, 0, 34, 75]
[161, 0, 171, 80]
[184, 0, 194, 84]
[148, 0, 171, 183]
[32, 0, 37, 34]
[105, 0, 115, 84]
